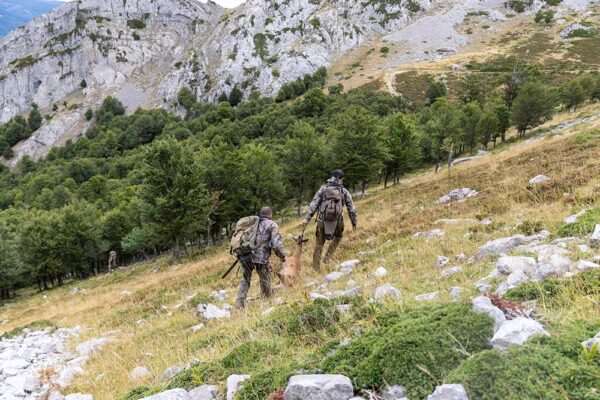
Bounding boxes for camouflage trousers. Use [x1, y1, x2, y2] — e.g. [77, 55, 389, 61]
[312, 219, 344, 272]
[234, 261, 272, 309]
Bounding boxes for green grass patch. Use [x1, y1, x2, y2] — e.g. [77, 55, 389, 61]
[321, 303, 494, 399]
[557, 206, 600, 237]
[0, 319, 55, 339]
[503, 268, 600, 302]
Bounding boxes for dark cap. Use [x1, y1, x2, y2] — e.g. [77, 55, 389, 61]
[332, 169, 345, 178]
[259, 206, 273, 218]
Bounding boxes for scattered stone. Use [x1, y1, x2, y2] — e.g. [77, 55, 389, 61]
[436, 256, 450, 269]
[455, 253, 466, 261]
[373, 267, 388, 278]
[76, 336, 113, 358]
[491, 317, 549, 350]
[528, 175, 550, 184]
[591, 224, 600, 247]
[262, 307, 275, 316]
[226, 374, 251, 400]
[427, 384, 468, 400]
[337, 286, 364, 298]
[163, 365, 183, 380]
[437, 188, 478, 204]
[190, 323, 205, 332]
[414, 292, 439, 302]
[440, 266, 462, 279]
[413, 229, 445, 240]
[582, 332, 600, 350]
[472, 296, 506, 332]
[210, 290, 228, 302]
[188, 385, 222, 400]
[346, 279, 357, 288]
[336, 304, 352, 313]
[137, 319, 150, 327]
[382, 384, 407, 400]
[374, 284, 402, 301]
[339, 259, 360, 270]
[95, 373, 106, 381]
[129, 366, 152, 381]
[70, 287, 81, 295]
[196, 304, 231, 320]
[476, 232, 549, 260]
[496, 256, 537, 276]
[65, 395, 93, 400]
[565, 209, 587, 224]
[449, 286, 463, 301]
[434, 218, 478, 224]
[283, 374, 354, 400]
[578, 244, 591, 253]
[325, 271, 346, 283]
[139, 389, 188, 400]
[120, 290, 131, 297]
[534, 255, 573, 281]
[507, 269, 530, 287]
[576, 260, 600, 271]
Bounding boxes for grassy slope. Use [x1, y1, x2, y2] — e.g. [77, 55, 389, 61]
[0, 102, 599, 399]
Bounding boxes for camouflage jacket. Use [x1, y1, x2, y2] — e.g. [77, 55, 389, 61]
[305, 178, 357, 226]
[252, 218, 286, 265]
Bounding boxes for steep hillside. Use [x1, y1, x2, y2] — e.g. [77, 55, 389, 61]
[1, 102, 599, 399]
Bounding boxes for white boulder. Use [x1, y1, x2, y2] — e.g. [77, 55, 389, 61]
[437, 188, 478, 204]
[284, 374, 354, 400]
[582, 332, 600, 350]
[325, 271, 346, 283]
[414, 292, 439, 302]
[188, 385, 222, 400]
[528, 175, 550, 184]
[65, 395, 94, 400]
[381, 384, 407, 400]
[576, 260, 600, 271]
[139, 389, 188, 400]
[414, 229, 445, 240]
[196, 304, 231, 320]
[491, 317, 549, 350]
[591, 224, 600, 247]
[373, 267, 388, 278]
[472, 296, 506, 332]
[496, 256, 537, 276]
[440, 266, 462, 279]
[129, 366, 152, 382]
[437, 256, 450, 269]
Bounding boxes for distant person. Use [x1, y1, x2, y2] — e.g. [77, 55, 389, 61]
[302, 170, 357, 272]
[108, 250, 117, 272]
[234, 207, 286, 309]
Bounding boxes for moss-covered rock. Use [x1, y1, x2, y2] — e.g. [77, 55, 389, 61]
[321, 303, 494, 399]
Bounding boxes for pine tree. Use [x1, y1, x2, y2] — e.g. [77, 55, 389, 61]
[28, 103, 42, 131]
[511, 82, 555, 137]
[383, 114, 419, 187]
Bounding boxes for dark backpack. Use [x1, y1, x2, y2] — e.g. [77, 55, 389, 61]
[320, 184, 343, 222]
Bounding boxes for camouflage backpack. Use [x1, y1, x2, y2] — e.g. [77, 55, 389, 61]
[230, 216, 260, 259]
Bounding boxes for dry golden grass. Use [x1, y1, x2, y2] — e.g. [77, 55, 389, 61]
[1, 104, 600, 399]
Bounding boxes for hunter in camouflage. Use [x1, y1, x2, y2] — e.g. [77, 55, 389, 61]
[303, 170, 357, 272]
[235, 207, 286, 309]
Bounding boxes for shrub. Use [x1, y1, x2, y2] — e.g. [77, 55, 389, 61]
[237, 363, 306, 400]
[132, 32, 141, 41]
[116, 386, 160, 400]
[534, 9, 554, 24]
[557, 206, 600, 237]
[380, 47, 390, 55]
[446, 323, 600, 400]
[321, 303, 494, 399]
[517, 220, 544, 235]
[127, 19, 146, 29]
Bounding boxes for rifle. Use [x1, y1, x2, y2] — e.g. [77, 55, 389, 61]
[221, 258, 239, 279]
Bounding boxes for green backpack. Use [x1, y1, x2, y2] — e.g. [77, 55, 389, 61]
[230, 216, 260, 259]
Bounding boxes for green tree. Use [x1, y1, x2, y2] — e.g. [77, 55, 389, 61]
[0, 219, 23, 299]
[28, 103, 42, 131]
[282, 121, 327, 215]
[229, 86, 244, 107]
[511, 82, 555, 137]
[383, 114, 419, 187]
[140, 136, 211, 258]
[329, 106, 389, 190]
[459, 102, 483, 151]
[477, 106, 500, 150]
[422, 99, 461, 171]
[426, 80, 447, 104]
[560, 78, 586, 112]
[177, 87, 197, 113]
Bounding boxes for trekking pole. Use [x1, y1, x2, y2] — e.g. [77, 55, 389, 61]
[221, 258, 239, 279]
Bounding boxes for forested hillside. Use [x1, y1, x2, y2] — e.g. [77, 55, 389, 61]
[1, 61, 600, 300]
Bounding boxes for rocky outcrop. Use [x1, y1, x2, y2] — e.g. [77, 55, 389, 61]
[283, 374, 354, 400]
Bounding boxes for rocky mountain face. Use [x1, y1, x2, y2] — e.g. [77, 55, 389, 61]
[0, 0, 596, 165]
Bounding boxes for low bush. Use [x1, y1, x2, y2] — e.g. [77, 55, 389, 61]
[321, 303, 494, 399]
[446, 322, 600, 399]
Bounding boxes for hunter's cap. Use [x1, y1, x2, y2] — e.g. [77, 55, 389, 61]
[332, 169, 345, 178]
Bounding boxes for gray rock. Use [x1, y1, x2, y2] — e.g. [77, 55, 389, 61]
[188, 385, 222, 400]
[163, 365, 184, 380]
[65, 395, 94, 400]
[325, 271, 346, 283]
[427, 384, 468, 400]
[437, 188, 478, 204]
[560, 22, 593, 38]
[528, 175, 550, 184]
[506, 269, 530, 287]
[413, 229, 445, 240]
[564, 209, 587, 224]
[210, 290, 228, 302]
[382, 384, 407, 400]
[582, 332, 600, 350]
[491, 317, 549, 350]
[190, 323, 205, 332]
[591, 224, 600, 247]
[437, 256, 450, 268]
[449, 286, 463, 301]
[495, 256, 537, 276]
[226, 374, 250, 400]
[139, 389, 188, 400]
[129, 366, 152, 382]
[440, 266, 462, 279]
[284, 374, 353, 400]
[196, 304, 230, 320]
[477, 231, 549, 260]
[472, 296, 506, 332]
[374, 284, 402, 300]
[339, 260, 360, 270]
[373, 267, 388, 278]
[414, 292, 439, 302]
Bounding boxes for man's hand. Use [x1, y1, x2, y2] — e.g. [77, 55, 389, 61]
[302, 219, 309, 226]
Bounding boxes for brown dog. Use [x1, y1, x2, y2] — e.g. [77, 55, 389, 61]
[276, 235, 308, 287]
